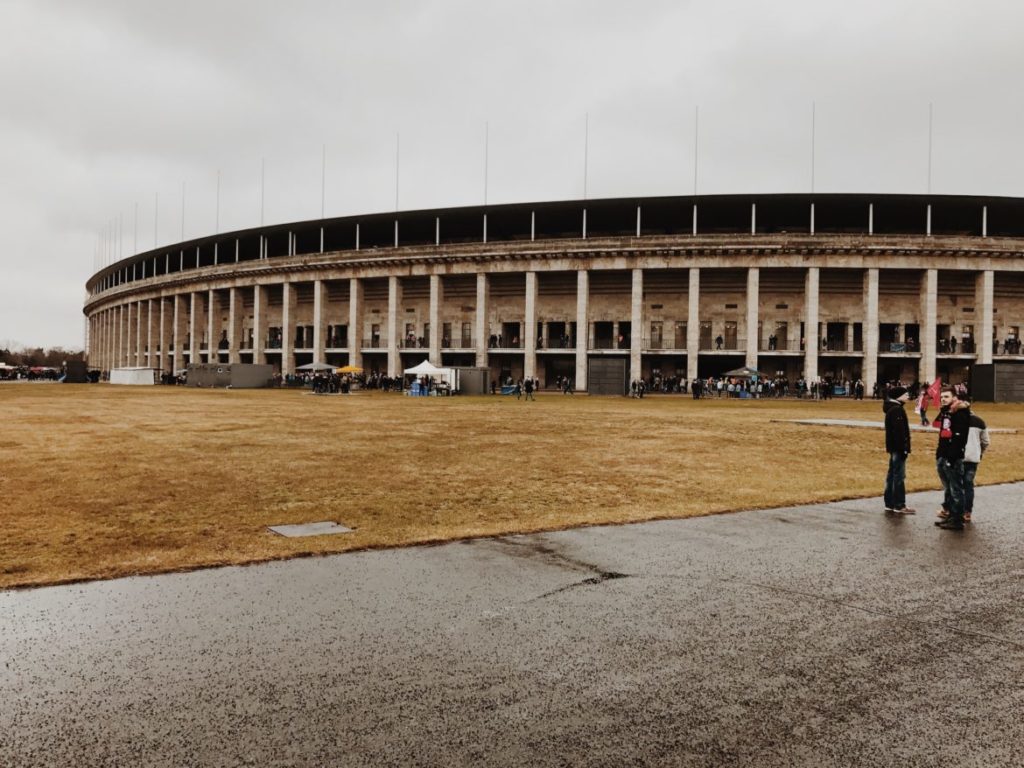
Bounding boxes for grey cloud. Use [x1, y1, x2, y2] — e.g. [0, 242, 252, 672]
[1, 0, 1022, 348]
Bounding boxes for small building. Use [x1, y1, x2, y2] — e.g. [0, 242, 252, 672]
[186, 363, 273, 389]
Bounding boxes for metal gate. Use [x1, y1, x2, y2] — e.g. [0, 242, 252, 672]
[587, 357, 628, 395]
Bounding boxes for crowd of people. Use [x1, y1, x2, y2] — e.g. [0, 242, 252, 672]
[0, 365, 62, 381]
[643, 375, 867, 400]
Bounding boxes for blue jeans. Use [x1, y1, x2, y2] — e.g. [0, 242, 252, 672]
[884, 452, 907, 510]
[936, 457, 966, 523]
[963, 462, 978, 514]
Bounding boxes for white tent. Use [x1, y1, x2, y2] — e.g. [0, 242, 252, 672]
[403, 360, 455, 389]
[109, 367, 158, 386]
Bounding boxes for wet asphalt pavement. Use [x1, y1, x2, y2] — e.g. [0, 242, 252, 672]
[2, 484, 1023, 767]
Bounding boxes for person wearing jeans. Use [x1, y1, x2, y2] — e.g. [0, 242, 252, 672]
[882, 385, 915, 515]
[934, 386, 972, 531]
[939, 407, 989, 524]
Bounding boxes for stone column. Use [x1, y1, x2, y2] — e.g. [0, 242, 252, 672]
[116, 304, 125, 369]
[101, 313, 108, 372]
[145, 300, 154, 367]
[524, 272, 538, 380]
[630, 268, 643, 383]
[112, 305, 118, 368]
[575, 269, 589, 391]
[920, 269, 938, 383]
[475, 273, 489, 367]
[253, 285, 268, 366]
[188, 293, 199, 365]
[804, 267, 820, 381]
[159, 298, 169, 373]
[282, 281, 296, 376]
[228, 287, 242, 364]
[387, 276, 401, 378]
[206, 290, 218, 365]
[863, 268, 879, 388]
[976, 270, 994, 365]
[115, 307, 122, 369]
[135, 301, 144, 365]
[687, 268, 700, 381]
[103, 311, 109, 371]
[349, 278, 363, 369]
[117, 307, 124, 368]
[745, 267, 759, 368]
[106, 309, 112, 370]
[121, 304, 129, 366]
[172, 295, 187, 374]
[313, 279, 327, 364]
[125, 303, 134, 366]
[429, 274, 442, 366]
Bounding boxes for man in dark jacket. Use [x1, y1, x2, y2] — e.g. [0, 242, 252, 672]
[883, 386, 915, 515]
[933, 386, 972, 531]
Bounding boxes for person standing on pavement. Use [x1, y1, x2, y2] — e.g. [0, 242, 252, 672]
[938, 405, 989, 524]
[961, 409, 989, 524]
[934, 386, 972, 531]
[882, 386, 915, 515]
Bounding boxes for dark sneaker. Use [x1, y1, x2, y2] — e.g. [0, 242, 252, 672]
[895, 507, 916, 515]
[935, 519, 965, 530]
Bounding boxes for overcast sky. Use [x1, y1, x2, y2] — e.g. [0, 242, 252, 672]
[1, 0, 1022, 349]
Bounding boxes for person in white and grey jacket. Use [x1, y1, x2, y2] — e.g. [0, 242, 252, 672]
[962, 412, 990, 522]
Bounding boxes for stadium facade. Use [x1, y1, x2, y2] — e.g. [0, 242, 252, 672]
[83, 193, 1024, 390]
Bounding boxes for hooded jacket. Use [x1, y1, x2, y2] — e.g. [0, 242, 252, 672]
[934, 400, 971, 461]
[883, 398, 911, 454]
[964, 413, 990, 464]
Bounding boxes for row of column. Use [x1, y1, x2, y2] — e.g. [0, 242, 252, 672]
[88, 267, 998, 386]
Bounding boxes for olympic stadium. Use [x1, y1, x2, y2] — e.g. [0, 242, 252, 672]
[83, 193, 1024, 394]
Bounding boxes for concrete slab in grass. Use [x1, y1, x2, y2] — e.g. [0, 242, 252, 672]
[268, 521, 353, 538]
[775, 418, 1017, 433]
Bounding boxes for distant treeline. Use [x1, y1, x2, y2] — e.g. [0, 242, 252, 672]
[0, 347, 86, 367]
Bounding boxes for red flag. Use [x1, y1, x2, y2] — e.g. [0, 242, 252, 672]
[927, 378, 942, 409]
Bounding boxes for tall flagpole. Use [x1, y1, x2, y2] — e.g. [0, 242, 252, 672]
[395, 132, 400, 212]
[260, 159, 265, 226]
[927, 102, 933, 194]
[583, 113, 589, 200]
[811, 101, 816, 194]
[693, 106, 700, 196]
[154, 192, 159, 249]
[321, 144, 326, 219]
[216, 169, 221, 234]
[133, 202, 138, 254]
[483, 121, 489, 206]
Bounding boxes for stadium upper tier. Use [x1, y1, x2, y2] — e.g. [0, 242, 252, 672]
[85, 193, 1024, 298]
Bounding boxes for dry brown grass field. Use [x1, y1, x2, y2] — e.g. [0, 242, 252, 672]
[2, 383, 1022, 590]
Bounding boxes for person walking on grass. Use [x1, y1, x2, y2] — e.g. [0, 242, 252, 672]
[882, 385, 916, 515]
[915, 389, 930, 426]
[933, 386, 971, 531]
[524, 377, 535, 401]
